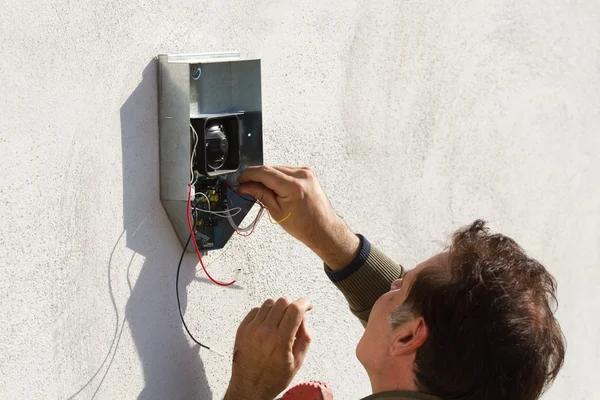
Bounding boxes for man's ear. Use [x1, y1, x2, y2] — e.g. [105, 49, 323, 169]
[390, 317, 429, 356]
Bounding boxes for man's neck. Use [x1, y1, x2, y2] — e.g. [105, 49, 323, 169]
[369, 369, 418, 394]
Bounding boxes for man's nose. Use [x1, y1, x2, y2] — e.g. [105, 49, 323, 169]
[390, 278, 403, 291]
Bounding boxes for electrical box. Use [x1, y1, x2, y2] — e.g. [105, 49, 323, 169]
[157, 52, 263, 252]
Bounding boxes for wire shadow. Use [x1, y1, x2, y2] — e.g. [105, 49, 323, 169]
[67, 231, 131, 400]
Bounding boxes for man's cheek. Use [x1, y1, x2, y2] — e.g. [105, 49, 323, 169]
[356, 331, 368, 364]
[372, 291, 395, 317]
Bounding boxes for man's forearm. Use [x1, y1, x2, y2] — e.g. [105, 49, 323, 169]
[307, 217, 361, 271]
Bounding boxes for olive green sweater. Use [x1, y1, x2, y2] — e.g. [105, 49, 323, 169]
[324, 235, 440, 400]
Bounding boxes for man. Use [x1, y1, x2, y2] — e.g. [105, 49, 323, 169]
[223, 166, 566, 400]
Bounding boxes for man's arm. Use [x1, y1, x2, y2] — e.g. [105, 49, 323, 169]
[237, 165, 404, 326]
[324, 235, 404, 326]
[228, 166, 404, 397]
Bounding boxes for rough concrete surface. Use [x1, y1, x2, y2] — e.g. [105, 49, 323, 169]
[1, 1, 599, 399]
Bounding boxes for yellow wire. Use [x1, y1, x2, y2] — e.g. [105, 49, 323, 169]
[269, 211, 291, 225]
[254, 199, 291, 225]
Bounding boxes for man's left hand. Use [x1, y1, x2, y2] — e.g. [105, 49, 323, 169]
[224, 298, 313, 400]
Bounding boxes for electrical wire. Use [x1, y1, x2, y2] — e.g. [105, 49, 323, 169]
[234, 207, 265, 237]
[227, 205, 265, 233]
[268, 211, 292, 224]
[250, 198, 291, 225]
[187, 184, 236, 286]
[194, 191, 210, 211]
[222, 186, 265, 234]
[189, 124, 199, 184]
[176, 233, 210, 350]
[194, 190, 242, 217]
[193, 190, 243, 218]
[194, 207, 243, 218]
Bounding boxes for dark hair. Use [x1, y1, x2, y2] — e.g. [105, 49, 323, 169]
[391, 220, 566, 400]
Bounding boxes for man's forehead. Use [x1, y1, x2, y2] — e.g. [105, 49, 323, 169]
[401, 253, 446, 289]
[414, 252, 448, 271]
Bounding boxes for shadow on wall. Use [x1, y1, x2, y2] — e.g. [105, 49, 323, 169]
[67, 59, 213, 399]
[121, 60, 212, 399]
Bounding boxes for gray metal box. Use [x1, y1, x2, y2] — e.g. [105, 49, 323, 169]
[157, 53, 263, 251]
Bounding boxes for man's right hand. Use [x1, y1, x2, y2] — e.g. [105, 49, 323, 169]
[237, 166, 360, 271]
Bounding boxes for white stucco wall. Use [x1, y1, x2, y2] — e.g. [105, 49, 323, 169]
[1, 1, 599, 399]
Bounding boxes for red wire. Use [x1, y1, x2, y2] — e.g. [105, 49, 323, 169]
[235, 207, 264, 237]
[227, 186, 264, 237]
[226, 185, 263, 237]
[186, 184, 235, 287]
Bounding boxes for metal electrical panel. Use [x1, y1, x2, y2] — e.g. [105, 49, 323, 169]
[157, 52, 263, 252]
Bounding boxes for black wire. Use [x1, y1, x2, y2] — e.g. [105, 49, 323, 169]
[176, 217, 210, 350]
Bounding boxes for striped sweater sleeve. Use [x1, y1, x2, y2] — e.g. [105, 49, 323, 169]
[324, 235, 405, 326]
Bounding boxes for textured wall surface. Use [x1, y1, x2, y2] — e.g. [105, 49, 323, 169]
[1, 1, 599, 399]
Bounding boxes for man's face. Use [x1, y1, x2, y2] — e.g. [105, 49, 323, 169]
[356, 254, 443, 373]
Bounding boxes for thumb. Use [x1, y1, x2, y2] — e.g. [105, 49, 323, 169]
[292, 318, 312, 366]
[237, 182, 281, 213]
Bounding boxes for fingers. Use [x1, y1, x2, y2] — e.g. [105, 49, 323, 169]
[240, 307, 260, 328]
[236, 306, 260, 343]
[279, 298, 313, 343]
[264, 298, 291, 328]
[246, 298, 312, 336]
[292, 318, 312, 362]
[236, 182, 280, 212]
[272, 166, 314, 180]
[253, 298, 275, 324]
[237, 166, 297, 198]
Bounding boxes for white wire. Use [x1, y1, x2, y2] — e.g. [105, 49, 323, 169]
[193, 188, 263, 233]
[227, 206, 265, 233]
[193, 191, 242, 218]
[189, 124, 199, 183]
[194, 207, 243, 218]
[194, 191, 211, 212]
[207, 208, 242, 215]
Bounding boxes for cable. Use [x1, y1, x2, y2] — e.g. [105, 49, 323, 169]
[176, 233, 210, 350]
[189, 124, 199, 184]
[235, 207, 265, 237]
[194, 207, 243, 218]
[193, 190, 243, 218]
[268, 211, 292, 225]
[227, 194, 258, 236]
[227, 205, 265, 233]
[187, 184, 236, 287]
[191, 172, 200, 185]
[222, 186, 265, 234]
[194, 187, 241, 217]
[251, 197, 291, 225]
[194, 191, 211, 211]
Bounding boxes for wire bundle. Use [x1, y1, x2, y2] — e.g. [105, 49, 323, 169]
[190, 124, 199, 184]
[176, 124, 290, 350]
[193, 188, 264, 235]
[186, 184, 236, 287]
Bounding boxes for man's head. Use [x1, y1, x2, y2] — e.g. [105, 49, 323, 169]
[356, 220, 566, 400]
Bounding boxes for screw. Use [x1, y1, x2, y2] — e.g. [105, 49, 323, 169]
[192, 67, 202, 80]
